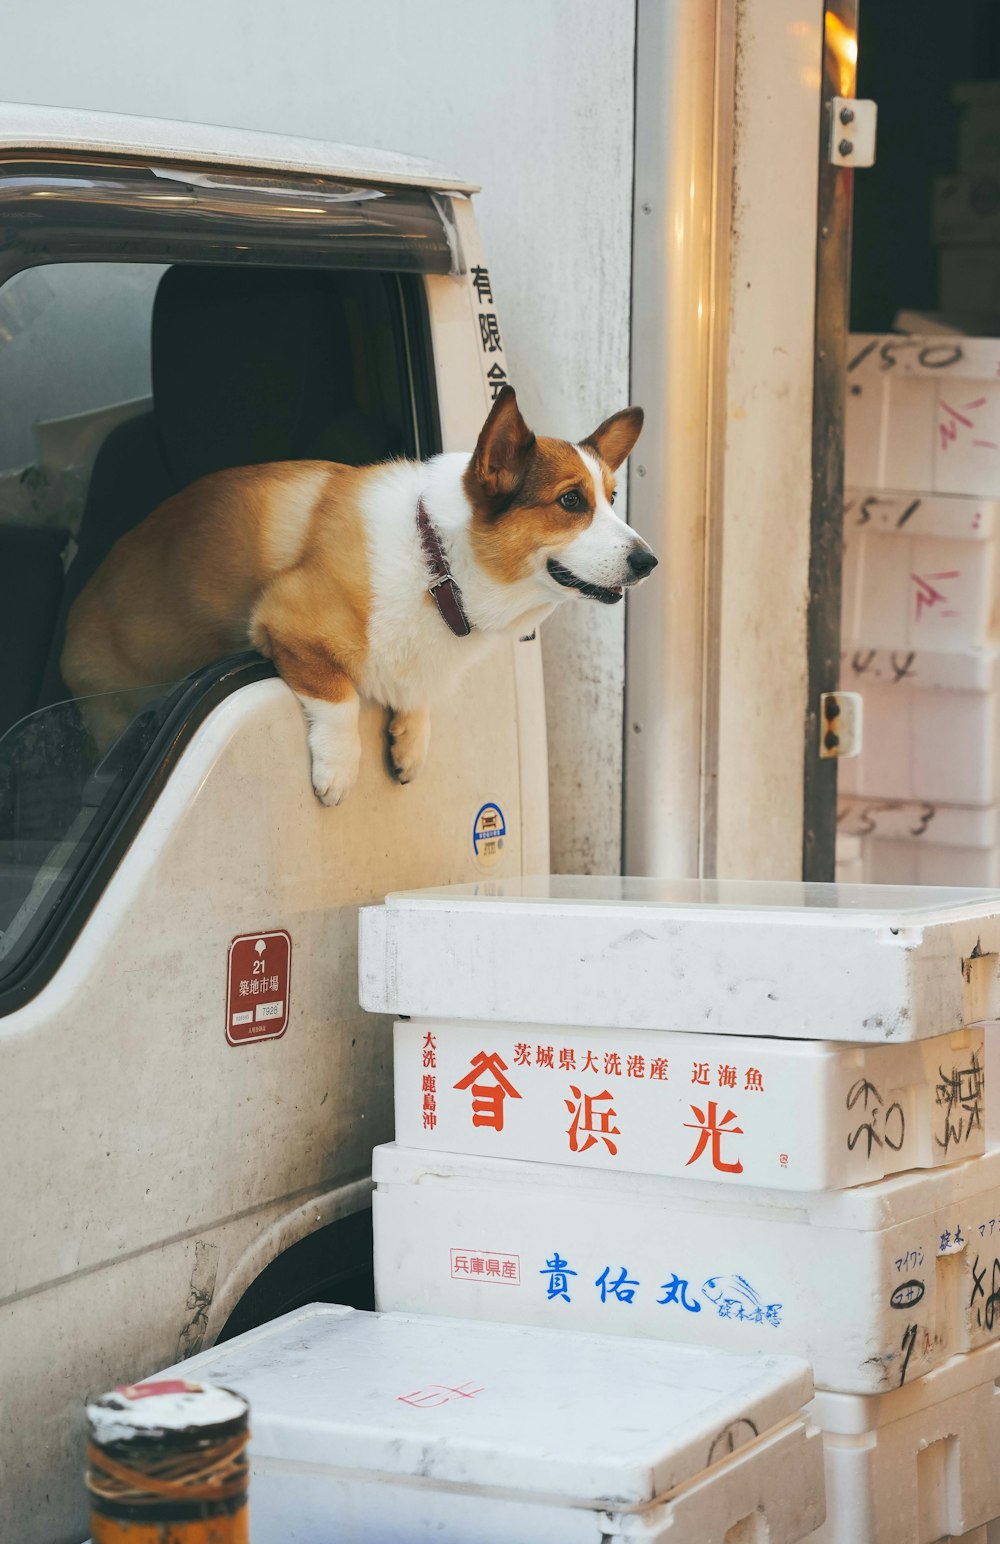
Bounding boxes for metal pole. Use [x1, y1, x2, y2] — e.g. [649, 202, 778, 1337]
[625, 0, 727, 877]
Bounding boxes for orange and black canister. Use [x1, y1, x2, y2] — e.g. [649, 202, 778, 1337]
[86, 1379, 250, 1544]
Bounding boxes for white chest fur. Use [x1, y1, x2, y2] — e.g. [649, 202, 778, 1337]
[356, 454, 553, 712]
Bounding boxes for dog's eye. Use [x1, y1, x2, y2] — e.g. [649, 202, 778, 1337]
[558, 489, 585, 512]
[609, 490, 616, 504]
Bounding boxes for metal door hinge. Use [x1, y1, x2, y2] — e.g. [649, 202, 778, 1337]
[820, 692, 863, 758]
[829, 98, 877, 167]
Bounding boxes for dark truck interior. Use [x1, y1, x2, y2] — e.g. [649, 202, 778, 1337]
[0, 261, 426, 1004]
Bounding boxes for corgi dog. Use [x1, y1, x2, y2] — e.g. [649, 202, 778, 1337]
[61, 386, 655, 805]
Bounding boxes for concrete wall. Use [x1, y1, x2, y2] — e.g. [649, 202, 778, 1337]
[0, 0, 637, 874]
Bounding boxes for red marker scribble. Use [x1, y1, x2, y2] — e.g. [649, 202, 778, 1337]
[912, 571, 961, 623]
[397, 1382, 485, 1409]
[939, 397, 998, 451]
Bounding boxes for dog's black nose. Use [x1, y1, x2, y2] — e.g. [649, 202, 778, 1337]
[627, 545, 658, 579]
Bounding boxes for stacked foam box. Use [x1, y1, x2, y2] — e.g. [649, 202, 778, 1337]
[144, 1303, 826, 1544]
[835, 830, 864, 884]
[841, 334, 1000, 883]
[934, 83, 1000, 322]
[360, 875, 1000, 1544]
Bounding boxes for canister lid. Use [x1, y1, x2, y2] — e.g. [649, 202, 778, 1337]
[87, 1380, 248, 1446]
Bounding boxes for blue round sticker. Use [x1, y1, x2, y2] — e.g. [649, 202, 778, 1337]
[472, 802, 506, 868]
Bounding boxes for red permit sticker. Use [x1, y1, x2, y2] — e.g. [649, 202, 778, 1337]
[226, 930, 291, 1045]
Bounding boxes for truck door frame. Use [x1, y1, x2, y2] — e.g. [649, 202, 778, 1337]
[0, 145, 455, 1011]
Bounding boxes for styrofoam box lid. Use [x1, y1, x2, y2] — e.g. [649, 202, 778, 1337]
[381, 876, 1000, 917]
[373, 1141, 1000, 1232]
[812, 1335, 1000, 1434]
[360, 876, 1000, 1040]
[154, 1304, 812, 1507]
[955, 82, 1000, 106]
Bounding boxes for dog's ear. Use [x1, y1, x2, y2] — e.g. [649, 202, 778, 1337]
[470, 386, 536, 499]
[582, 406, 644, 471]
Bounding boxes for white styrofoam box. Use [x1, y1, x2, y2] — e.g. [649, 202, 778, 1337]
[838, 799, 1000, 850]
[398, 1019, 985, 1190]
[934, 176, 1000, 246]
[956, 82, 1000, 109]
[845, 333, 1000, 496]
[842, 488, 1000, 653]
[842, 644, 1000, 694]
[838, 798, 1000, 887]
[373, 1141, 1000, 1395]
[835, 679, 1000, 805]
[941, 247, 1000, 314]
[359, 876, 1000, 1042]
[146, 1303, 825, 1544]
[805, 1338, 1000, 1544]
[862, 840, 1000, 889]
[834, 832, 863, 884]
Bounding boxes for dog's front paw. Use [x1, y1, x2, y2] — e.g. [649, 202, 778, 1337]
[311, 751, 359, 806]
[388, 707, 430, 785]
[304, 700, 361, 807]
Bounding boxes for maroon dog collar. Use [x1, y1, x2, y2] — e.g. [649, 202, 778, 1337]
[417, 497, 473, 638]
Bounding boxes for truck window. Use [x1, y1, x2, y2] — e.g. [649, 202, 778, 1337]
[0, 259, 435, 1003]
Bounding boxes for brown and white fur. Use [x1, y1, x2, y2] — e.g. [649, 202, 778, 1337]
[61, 387, 655, 805]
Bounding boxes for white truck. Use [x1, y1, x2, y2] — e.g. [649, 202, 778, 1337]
[0, 104, 548, 1543]
[0, 6, 882, 1534]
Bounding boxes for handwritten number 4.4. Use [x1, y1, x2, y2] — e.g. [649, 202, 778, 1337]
[847, 650, 916, 684]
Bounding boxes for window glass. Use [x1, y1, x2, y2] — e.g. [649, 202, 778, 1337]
[0, 689, 171, 981]
[0, 260, 428, 997]
[0, 264, 162, 485]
